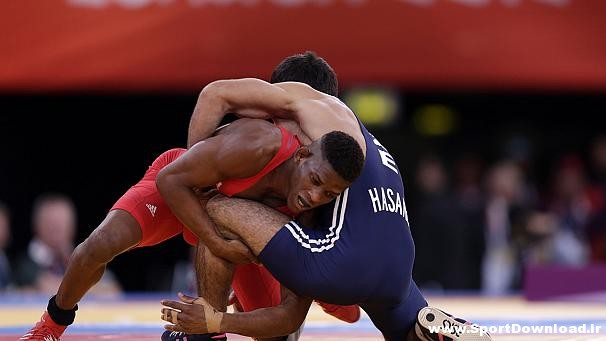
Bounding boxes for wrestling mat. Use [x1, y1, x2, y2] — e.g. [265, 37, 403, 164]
[1, 293, 605, 340]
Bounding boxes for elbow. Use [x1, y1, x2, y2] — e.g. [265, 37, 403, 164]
[280, 308, 307, 335]
[197, 80, 233, 115]
[205, 195, 228, 225]
[199, 80, 229, 103]
[284, 320, 302, 335]
[198, 81, 216, 99]
[269, 314, 301, 336]
[278, 313, 306, 335]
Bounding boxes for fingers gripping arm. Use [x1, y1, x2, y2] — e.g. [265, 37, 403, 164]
[162, 290, 312, 338]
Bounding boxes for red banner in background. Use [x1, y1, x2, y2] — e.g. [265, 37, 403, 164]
[1, 0, 606, 92]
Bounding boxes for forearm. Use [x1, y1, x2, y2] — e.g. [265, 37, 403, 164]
[221, 285, 312, 338]
[188, 85, 231, 147]
[188, 79, 296, 147]
[157, 176, 223, 248]
[221, 305, 308, 338]
[161, 287, 311, 337]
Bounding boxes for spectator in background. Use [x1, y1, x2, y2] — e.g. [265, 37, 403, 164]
[15, 193, 77, 292]
[453, 154, 485, 289]
[538, 155, 591, 265]
[15, 193, 122, 295]
[548, 155, 593, 238]
[590, 135, 606, 185]
[0, 202, 12, 290]
[482, 160, 532, 295]
[411, 155, 468, 290]
[587, 135, 606, 261]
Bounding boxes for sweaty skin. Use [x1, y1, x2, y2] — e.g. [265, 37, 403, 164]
[157, 118, 349, 264]
[161, 79, 367, 338]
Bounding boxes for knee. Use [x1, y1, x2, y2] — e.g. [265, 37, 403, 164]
[72, 238, 114, 266]
[216, 224, 238, 240]
[206, 194, 229, 220]
[75, 224, 138, 265]
[206, 196, 240, 240]
[206, 195, 235, 229]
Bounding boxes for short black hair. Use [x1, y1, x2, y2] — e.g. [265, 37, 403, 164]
[271, 51, 338, 96]
[321, 131, 364, 183]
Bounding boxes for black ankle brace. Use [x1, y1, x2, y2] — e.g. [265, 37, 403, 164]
[47, 295, 78, 326]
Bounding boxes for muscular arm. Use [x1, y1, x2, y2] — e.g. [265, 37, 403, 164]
[157, 121, 280, 261]
[223, 286, 313, 337]
[161, 287, 312, 338]
[188, 78, 299, 147]
[188, 78, 365, 155]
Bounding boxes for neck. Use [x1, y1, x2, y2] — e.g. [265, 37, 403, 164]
[262, 159, 294, 199]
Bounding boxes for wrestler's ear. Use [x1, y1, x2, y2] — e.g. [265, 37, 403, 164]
[294, 146, 312, 163]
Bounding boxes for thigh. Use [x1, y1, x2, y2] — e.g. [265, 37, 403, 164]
[112, 178, 184, 248]
[206, 196, 351, 303]
[84, 209, 142, 260]
[206, 196, 290, 255]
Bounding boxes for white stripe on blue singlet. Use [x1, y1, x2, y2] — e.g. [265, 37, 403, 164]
[284, 188, 349, 252]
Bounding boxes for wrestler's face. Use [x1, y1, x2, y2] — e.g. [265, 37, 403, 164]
[287, 145, 350, 214]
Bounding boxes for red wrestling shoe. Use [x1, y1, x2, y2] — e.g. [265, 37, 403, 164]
[316, 301, 361, 323]
[20, 311, 67, 340]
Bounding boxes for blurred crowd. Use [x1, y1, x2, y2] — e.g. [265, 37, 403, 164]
[409, 134, 606, 295]
[1, 135, 605, 296]
[0, 193, 121, 295]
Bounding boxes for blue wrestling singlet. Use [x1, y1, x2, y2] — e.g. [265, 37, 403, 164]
[259, 122, 428, 339]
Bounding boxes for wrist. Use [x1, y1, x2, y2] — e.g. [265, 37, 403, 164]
[207, 310, 224, 333]
[193, 297, 224, 333]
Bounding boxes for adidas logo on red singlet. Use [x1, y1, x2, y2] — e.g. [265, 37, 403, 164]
[146, 203, 157, 217]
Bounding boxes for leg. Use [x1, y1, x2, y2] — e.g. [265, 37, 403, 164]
[192, 218, 244, 311]
[56, 209, 142, 310]
[24, 149, 186, 340]
[195, 241, 234, 312]
[21, 210, 142, 340]
[162, 220, 240, 341]
[206, 195, 290, 255]
[194, 245, 298, 341]
[206, 195, 339, 302]
[166, 197, 291, 341]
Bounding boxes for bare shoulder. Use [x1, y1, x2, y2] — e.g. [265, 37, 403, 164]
[290, 96, 367, 155]
[318, 96, 354, 115]
[223, 118, 280, 141]
[219, 118, 282, 157]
